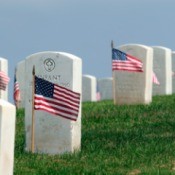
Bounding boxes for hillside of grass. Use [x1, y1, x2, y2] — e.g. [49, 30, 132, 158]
[14, 95, 175, 175]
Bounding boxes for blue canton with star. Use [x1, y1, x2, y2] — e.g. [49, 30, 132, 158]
[112, 48, 127, 61]
[35, 76, 54, 98]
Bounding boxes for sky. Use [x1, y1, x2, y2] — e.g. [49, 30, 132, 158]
[1, 0, 175, 103]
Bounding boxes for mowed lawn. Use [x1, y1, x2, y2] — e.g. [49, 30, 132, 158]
[14, 95, 175, 175]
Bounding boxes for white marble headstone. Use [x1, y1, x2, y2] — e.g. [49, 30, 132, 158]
[25, 51, 82, 155]
[113, 44, 153, 105]
[97, 77, 113, 100]
[172, 51, 175, 93]
[0, 99, 16, 175]
[16, 60, 25, 108]
[152, 46, 172, 96]
[0, 58, 8, 100]
[82, 75, 97, 102]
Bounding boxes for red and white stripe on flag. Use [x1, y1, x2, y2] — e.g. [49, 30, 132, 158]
[14, 81, 21, 103]
[0, 71, 10, 90]
[34, 76, 81, 121]
[96, 92, 101, 101]
[152, 71, 160, 85]
[112, 48, 143, 72]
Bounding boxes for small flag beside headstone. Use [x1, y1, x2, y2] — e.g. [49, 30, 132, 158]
[15, 60, 25, 108]
[152, 71, 160, 85]
[152, 46, 172, 95]
[112, 48, 143, 72]
[13, 69, 21, 108]
[96, 83, 101, 101]
[112, 42, 153, 105]
[34, 76, 80, 121]
[24, 51, 82, 155]
[0, 58, 9, 100]
[0, 71, 10, 91]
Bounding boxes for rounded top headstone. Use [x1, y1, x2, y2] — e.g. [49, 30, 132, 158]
[98, 77, 112, 81]
[118, 43, 151, 50]
[152, 46, 171, 52]
[0, 57, 8, 62]
[83, 74, 96, 79]
[26, 51, 81, 61]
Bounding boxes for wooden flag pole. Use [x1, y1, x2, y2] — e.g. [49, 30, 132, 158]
[31, 65, 35, 153]
[111, 40, 116, 104]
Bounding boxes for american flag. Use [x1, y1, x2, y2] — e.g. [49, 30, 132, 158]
[152, 71, 160, 85]
[112, 48, 143, 72]
[14, 74, 21, 104]
[0, 71, 10, 90]
[96, 84, 101, 101]
[34, 76, 81, 121]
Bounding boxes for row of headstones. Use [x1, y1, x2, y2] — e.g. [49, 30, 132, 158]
[16, 47, 175, 106]
[82, 45, 175, 104]
[15, 67, 175, 106]
[1, 44, 175, 174]
[0, 58, 16, 175]
[82, 75, 113, 102]
[113, 44, 173, 105]
[81, 49, 175, 102]
[0, 45, 174, 105]
[17, 45, 175, 156]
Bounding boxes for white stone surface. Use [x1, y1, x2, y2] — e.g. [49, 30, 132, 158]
[0, 58, 8, 101]
[152, 46, 172, 96]
[16, 60, 25, 108]
[82, 75, 97, 102]
[113, 44, 153, 105]
[172, 52, 175, 93]
[25, 51, 82, 155]
[0, 99, 16, 175]
[97, 77, 113, 100]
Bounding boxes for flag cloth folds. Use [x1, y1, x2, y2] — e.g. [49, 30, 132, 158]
[34, 76, 81, 121]
[13, 74, 21, 105]
[112, 48, 143, 72]
[96, 84, 101, 101]
[0, 71, 10, 90]
[152, 71, 160, 85]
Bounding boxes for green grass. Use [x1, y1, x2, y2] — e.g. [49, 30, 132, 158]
[14, 95, 175, 175]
